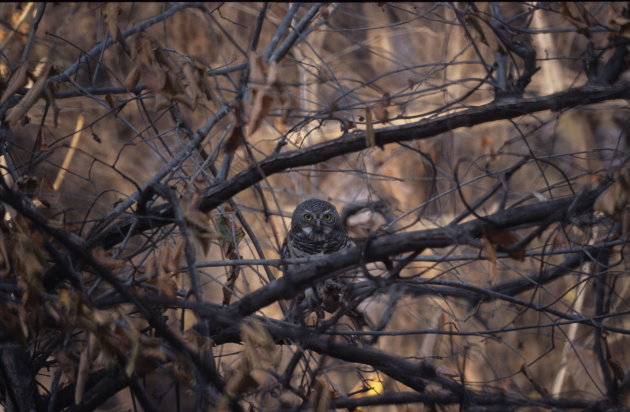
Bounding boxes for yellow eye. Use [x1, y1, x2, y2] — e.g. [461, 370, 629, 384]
[323, 213, 332, 221]
[304, 213, 313, 221]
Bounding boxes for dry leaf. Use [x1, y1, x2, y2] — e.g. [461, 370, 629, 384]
[436, 365, 460, 378]
[140, 63, 166, 93]
[152, 93, 169, 111]
[223, 123, 242, 155]
[34, 127, 47, 152]
[373, 101, 388, 123]
[92, 247, 126, 271]
[181, 192, 217, 255]
[487, 229, 525, 261]
[102, 3, 121, 41]
[595, 163, 630, 236]
[133, 33, 156, 66]
[200, 68, 215, 102]
[55, 351, 79, 383]
[246, 55, 278, 136]
[610, 15, 630, 38]
[248, 92, 273, 136]
[158, 276, 178, 298]
[0, 63, 27, 105]
[609, 357, 626, 381]
[46, 81, 60, 128]
[125, 325, 141, 377]
[0, 231, 10, 278]
[310, 378, 331, 412]
[75, 335, 93, 405]
[216, 211, 244, 305]
[173, 93, 194, 109]
[182, 63, 201, 108]
[466, 14, 504, 53]
[382, 91, 391, 106]
[123, 65, 140, 90]
[365, 107, 375, 147]
[5, 63, 52, 125]
[241, 318, 278, 370]
[481, 235, 497, 264]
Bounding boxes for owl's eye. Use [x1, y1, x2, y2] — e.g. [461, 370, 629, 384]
[323, 213, 332, 221]
[303, 213, 313, 221]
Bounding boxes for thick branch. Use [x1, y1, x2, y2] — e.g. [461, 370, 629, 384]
[94, 84, 630, 251]
[226, 187, 604, 318]
[331, 391, 592, 410]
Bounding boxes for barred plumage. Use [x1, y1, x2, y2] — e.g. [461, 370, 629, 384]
[281, 199, 352, 314]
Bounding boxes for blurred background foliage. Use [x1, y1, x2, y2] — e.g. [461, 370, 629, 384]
[1, 2, 630, 411]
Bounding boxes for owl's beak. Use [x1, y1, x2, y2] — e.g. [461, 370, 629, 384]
[315, 220, 322, 231]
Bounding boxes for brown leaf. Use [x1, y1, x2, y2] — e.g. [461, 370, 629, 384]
[0, 63, 27, 105]
[466, 14, 504, 53]
[224, 367, 258, 399]
[248, 52, 267, 85]
[182, 63, 201, 108]
[140, 63, 166, 93]
[610, 15, 630, 38]
[92, 247, 126, 271]
[5, 63, 52, 125]
[102, 3, 121, 41]
[310, 378, 331, 412]
[159, 276, 178, 298]
[248, 92, 273, 136]
[373, 101, 388, 123]
[123, 65, 140, 90]
[487, 229, 525, 261]
[223, 123, 242, 154]
[55, 351, 79, 383]
[42, 76, 60, 128]
[11, 217, 47, 304]
[124, 325, 140, 377]
[181, 192, 217, 255]
[216, 210, 244, 306]
[382, 91, 391, 106]
[365, 107, 375, 147]
[595, 163, 630, 222]
[35, 127, 48, 152]
[104, 94, 116, 111]
[155, 48, 180, 75]
[133, 32, 157, 66]
[75, 335, 92, 405]
[481, 235, 497, 265]
[0, 231, 10, 278]
[609, 357, 626, 381]
[153, 93, 170, 112]
[200, 68, 215, 102]
[436, 365, 459, 378]
[241, 318, 279, 374]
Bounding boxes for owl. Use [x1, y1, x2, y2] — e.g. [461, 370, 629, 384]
[281, 199, 353, 314]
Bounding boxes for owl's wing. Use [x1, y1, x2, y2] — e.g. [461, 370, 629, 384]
[280, 236, 292, 274]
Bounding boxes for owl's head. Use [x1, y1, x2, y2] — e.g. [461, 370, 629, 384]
[291, 199, 342, 240]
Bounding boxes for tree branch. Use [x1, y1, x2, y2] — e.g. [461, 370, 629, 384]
[92, 84, 629, 251]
